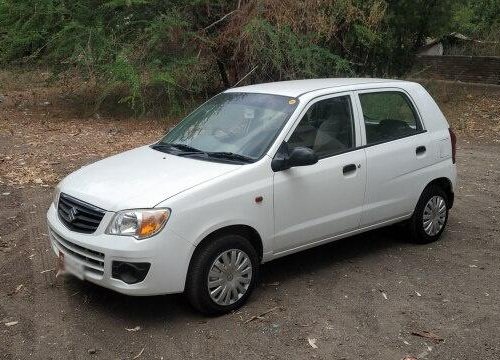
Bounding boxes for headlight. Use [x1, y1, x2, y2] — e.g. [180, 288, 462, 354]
[106, 208, 171, 239]
[53, 189, 60, 208]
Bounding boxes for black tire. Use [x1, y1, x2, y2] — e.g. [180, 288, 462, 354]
[408, 184, 449, 244]
[185, 233, 259, 315]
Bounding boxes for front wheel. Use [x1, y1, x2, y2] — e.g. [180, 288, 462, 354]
[408, 185, 449, 244]
[185, 233, 259, 315]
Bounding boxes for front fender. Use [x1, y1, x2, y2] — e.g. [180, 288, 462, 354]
[156, 158, 275, 259]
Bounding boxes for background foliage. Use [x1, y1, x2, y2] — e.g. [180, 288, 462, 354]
[0, 0, 497, 114]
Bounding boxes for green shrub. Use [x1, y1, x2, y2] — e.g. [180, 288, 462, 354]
[0, 0, 485, 115]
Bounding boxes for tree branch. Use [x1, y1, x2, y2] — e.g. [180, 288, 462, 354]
[203, 10, 238, 31]
[233, 66, 258, 87]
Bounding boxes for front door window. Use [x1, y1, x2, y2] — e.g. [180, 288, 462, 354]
[288, 95, 355, 158]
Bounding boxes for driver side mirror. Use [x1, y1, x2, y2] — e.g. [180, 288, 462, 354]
[272, 143, 318, 172]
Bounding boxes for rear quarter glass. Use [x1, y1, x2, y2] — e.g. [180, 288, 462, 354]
[411, 83, 450, 131]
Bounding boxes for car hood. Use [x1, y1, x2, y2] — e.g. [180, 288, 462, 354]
[58, 145, 240, 211]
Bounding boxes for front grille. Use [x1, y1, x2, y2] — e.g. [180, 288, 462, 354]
[50, 229, 105, 276]
[58, 193, 105, 234]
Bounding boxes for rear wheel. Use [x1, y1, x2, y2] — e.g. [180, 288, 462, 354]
[185, 233, 259, 315]
[409, 185, 449, 244]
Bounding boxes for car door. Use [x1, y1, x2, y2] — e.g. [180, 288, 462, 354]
[273, 93, 367, 254]
[355, 89, 428, 227]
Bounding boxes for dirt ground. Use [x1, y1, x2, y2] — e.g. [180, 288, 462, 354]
[1, 75, 499, 359]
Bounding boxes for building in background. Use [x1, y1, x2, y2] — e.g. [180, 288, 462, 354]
[413, 32, 500, 84]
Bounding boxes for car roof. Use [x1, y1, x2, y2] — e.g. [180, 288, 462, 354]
[225, 78, 407, 98]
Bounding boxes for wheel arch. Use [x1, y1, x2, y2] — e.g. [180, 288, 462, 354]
[424, 177, 454, 208]
[188, 224, 264, 267]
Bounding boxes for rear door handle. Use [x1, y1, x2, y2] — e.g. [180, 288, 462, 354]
[343, 164, 357, 174]
[416, 146, 426, 155]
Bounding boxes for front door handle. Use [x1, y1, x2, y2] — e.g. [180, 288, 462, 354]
[343, 164, 357, 174]
[416, 146, 426, 155]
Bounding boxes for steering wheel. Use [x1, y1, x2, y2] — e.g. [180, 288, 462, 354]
[212, 127, 233, 141]
[212, 126, 246, 143]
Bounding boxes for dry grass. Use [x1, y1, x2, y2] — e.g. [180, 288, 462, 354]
[1, 71, 499, 187]
[0, 70, 178, 186]
[0, 68, 52, 92]
[419, 79, 500, 141]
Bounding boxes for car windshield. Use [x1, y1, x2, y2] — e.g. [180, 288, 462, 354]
[157, 92, 299, 162]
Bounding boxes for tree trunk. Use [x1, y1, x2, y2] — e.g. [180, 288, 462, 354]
[216, 59, 231, 88]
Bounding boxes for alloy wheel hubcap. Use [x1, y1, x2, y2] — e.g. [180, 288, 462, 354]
[423, 195, 447, 236]
[207, 249, 252, 306]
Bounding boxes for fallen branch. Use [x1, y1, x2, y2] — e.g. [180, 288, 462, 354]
[7, 284, 23, 296]
[410, 330, 444, 343]
[133, 347, 145, 359]
[244, 306, 279, 324]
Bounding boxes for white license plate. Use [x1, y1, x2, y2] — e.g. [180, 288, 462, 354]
[57, 251, 84, 280]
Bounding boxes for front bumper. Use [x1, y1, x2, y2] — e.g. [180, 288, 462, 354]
[47, 203, 195, 296]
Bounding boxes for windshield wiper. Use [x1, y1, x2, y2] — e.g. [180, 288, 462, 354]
[206, 152, 254, 163]
[168, 143, 204, 153]
[151, 143, 205, 154]
[152, 143, 253, 163]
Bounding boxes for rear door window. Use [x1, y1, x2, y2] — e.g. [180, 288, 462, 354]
[359, 91, 422, 145]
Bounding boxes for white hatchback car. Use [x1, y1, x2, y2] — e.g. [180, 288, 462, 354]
[47, 79, 457, 314]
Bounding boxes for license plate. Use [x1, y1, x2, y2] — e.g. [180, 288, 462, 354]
[57, 251, 84, 280]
